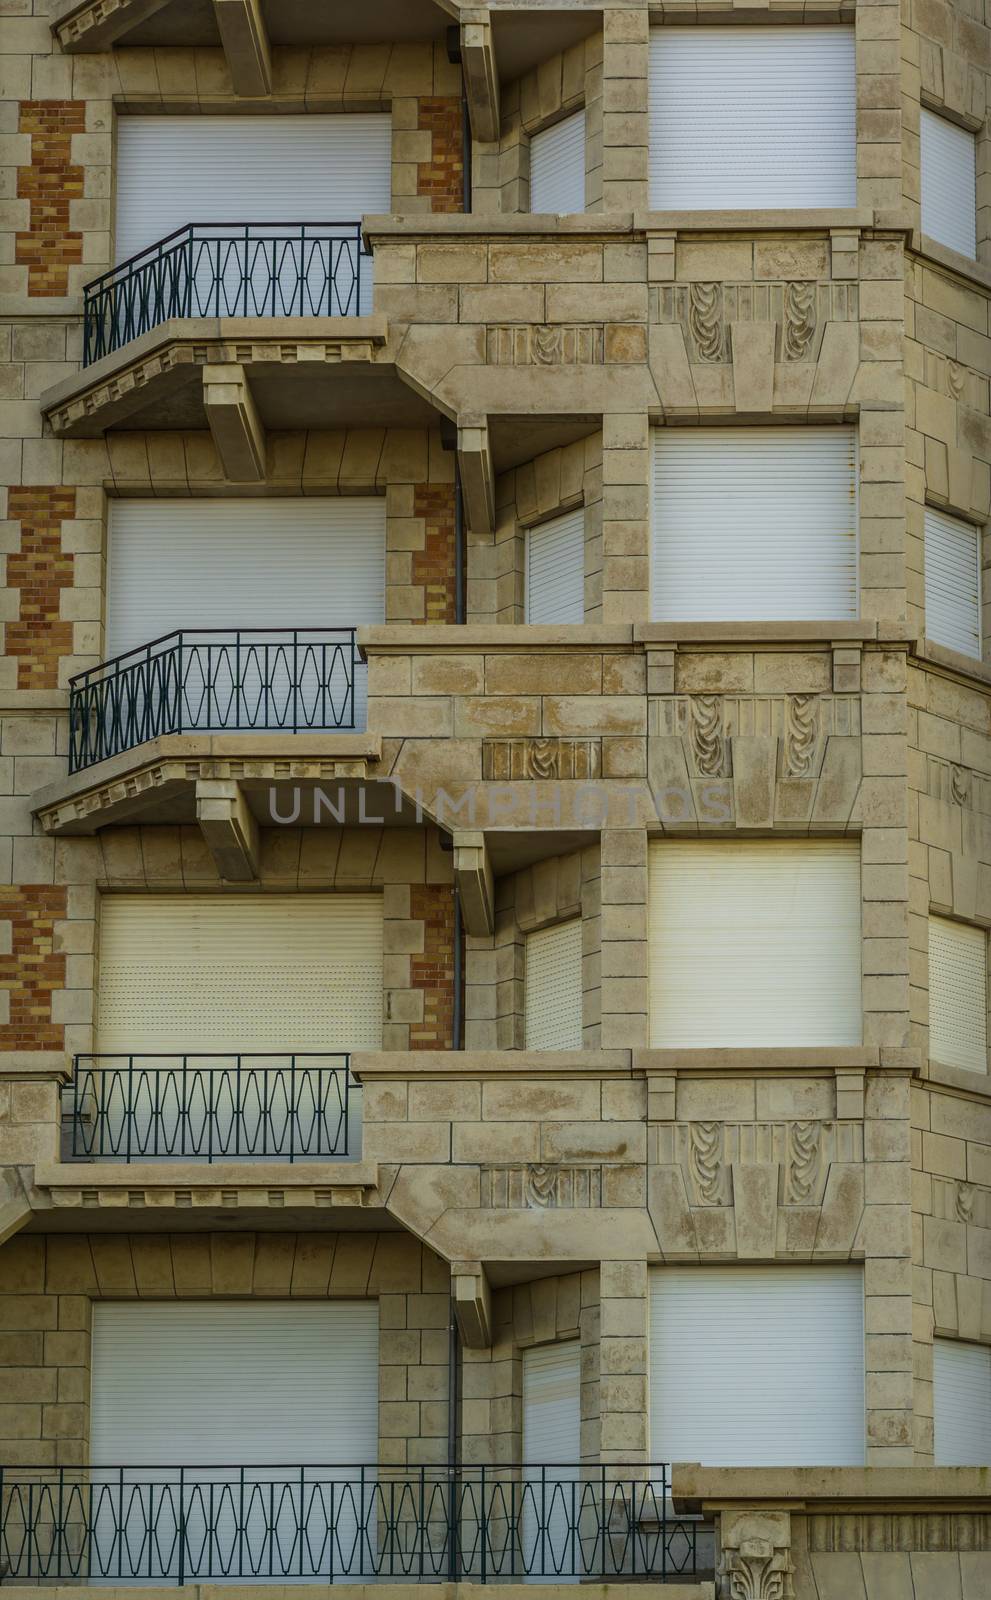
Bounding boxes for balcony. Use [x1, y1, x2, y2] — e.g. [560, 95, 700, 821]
[69, 628, 362, 774]
[0, 1465, 698, 1585]
[83, 224, 373, 367]
[62, 1054, 355, 1165]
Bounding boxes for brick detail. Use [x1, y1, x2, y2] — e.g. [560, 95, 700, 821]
[0, 887, 68, 1050]
[417, 97, 464, 214]
[409, 884, 455, 1050]
[6, 488, 76, 690]
[411, 483, 457, 624]
[15, 101, 85, 296]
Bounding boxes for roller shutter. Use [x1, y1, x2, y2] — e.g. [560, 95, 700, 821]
[530, 110, 586, 214]
[525, 919, 583, 1050]
[933, 1339, 991, 1465]
[650, 427, 858, 622]
[929, 916, 987, 1074]
[526, 507, 585, 623]
[107, 497, 386, 729]
[648, 28, 856, 209]
[115, 115, 391, 313]
[648, 841, 862, 1047]
[921, 109, 977, 259]
[522, 1341, 581, 1579]
[650, 1266, 865, 1466]
[924, 507, 982, 659]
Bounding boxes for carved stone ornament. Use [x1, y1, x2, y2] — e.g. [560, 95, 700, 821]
[784, 695, 819, 778]
[718, 1512, 794, 1600]
[690, 694, 725, 776]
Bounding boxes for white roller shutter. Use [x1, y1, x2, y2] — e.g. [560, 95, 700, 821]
[648, 28, 856, 209]
[650, 1267, 865, 1466]
[921, 109, 977, 259]
[115, 115, 391, 313]
[107, 498, 385, 729]
[929, 916, 987, 1074]
[522, 1342, 581, 1582]
[934, 1339, 991, 1465]
[530, 110, 586, 214]
[649, 841, 862, 1048]
[526, 507, 585, 623]
[97, 894, 383, 1053]
[651, 428, 858, 622]
[525, 919, 583, 1050]
[925, 507, 982, 659]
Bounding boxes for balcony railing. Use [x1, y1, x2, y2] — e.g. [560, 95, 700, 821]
[83, 223, 371, 365]
[62, 1055, 354, 1164]
[0, 1465, 698, 1585]
[68, 628, 360, 773]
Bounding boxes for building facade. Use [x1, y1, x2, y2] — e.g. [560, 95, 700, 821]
[1, 2, 991, 1597]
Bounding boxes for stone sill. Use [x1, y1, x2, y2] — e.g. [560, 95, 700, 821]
[923, 1057, 991, 1102]
[911, 634, 991, 690]
[635, 1047, 919, 1077]
[352, 1048, 921, 1082]
[672, 1463, 991, 1513]
[34, 1159, 380, 1189]
[364, 209, 873, 245]
[360, 624, 635, 654]
[634, 621, 916, 647]
[911, 232, 991, 294]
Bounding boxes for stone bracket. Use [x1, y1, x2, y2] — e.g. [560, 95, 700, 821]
[213, 0, 272, 97]
[458, 416, 495, 538]
[460, 14, 500, 143]
[202, 363, 267, 481]
[196, 778, 260, 882]
[0, 1167, 32, 1249]
[717, 1508, 795, 1600]
[52, 0, 171, 51]
[452, 1259, 492, 1349]
[453, 829, 494, 936]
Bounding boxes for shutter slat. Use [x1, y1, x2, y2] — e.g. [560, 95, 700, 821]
[650, 1267, 865, 1466]
[921, 109, 977, 259]
[97, 894, 384, 1053]
[651, 427, 858, 622]
[525, 920, 583, 1050]
[526, 507, 585, 623]
[648, 29, 856, 209]
[530, 110, 586, 214]
[924, 507, 982, 659]
[929, 915, 987, 1074]
[649, 841, 862, 1047]
[934, 1339, 991, 1465]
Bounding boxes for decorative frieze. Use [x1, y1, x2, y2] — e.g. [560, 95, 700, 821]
[653, 280, 858, 364]
[807, 1512, 991, 1552]
[653, 695, 860, 780]
[486, 324, 604, 365]
[482, 737, 602, 781]
[656, 1121, 864, 1208]
[481, 1163, 642, 1209]
[932, 1175, 991, 1229]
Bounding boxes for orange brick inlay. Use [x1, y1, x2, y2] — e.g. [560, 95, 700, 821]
[410, 884, 455, 1050]
[6, 487, 77, 691]
[0, 886, 68, 1050]
[417, 98, 464, 214]
[412, 483, 457, 624]
[16, 101, 85, 296]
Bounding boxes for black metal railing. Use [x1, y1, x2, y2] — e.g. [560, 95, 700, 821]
[0, 1465, 698, 1585]
[68, 627, 360, 772]
[83, 223, 370, 365]
[63, 1055, 354, 1164]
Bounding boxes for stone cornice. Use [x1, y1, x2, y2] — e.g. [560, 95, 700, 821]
[365, 208, 875, 249]
[672, 1464, 991, 1513]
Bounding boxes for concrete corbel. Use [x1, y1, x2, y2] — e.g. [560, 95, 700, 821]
[196, 779, 260, 882]
[203, 364, 267, 482]
[213, 0, 272, 97]
[460, 14, 500, 143]
[453, 830, 494, 937]
[451, 1260, 492, 1349]
[457, 417, 495, 538]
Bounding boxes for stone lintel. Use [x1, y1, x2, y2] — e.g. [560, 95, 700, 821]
[461, 16, 500, 144]
[196, 778, 261, 882]
[457, 417, 495, 538]
[453, 830, 494, 937]
[451, 1259, 492, 1349]
[53, 0, 171, 51]
[213, 0, 272, 97]
[203, 362, 267, 482]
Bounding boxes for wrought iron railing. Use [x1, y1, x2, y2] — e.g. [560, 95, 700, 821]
[83, 223, 370, 365]
[0, 1465, 697, 1584]
[68, 627, 360, 772]
[63, 1055, 353, 1164]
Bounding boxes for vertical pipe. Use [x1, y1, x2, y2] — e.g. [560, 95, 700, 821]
[447, 1294, 462, 1579]
[454, 457, 465, 626]
[462, 90, 472, 215]
[452, 878, 464, 1049]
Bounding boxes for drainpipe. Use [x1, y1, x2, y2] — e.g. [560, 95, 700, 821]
[446, 26, 473, 216]
[454, 458, 466, 626]
[447, 1295, 462, 1577]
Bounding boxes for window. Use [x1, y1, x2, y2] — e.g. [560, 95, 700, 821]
[929, 916, 987, 1074]
[648, 841, 862, 1047]
[933, 1339, 991, 1464]
[650, 1267, 865, 1466]
[530, 109, 586, 213]
[924, 507, 982, 660]
[648, 28, 856, 209]
[526, 506, 585, 623]
[525, 919, 583, 1049]
[921, 108, 978, 259]
[650, 427, 858, 622]
[115, 116, 391, 314]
